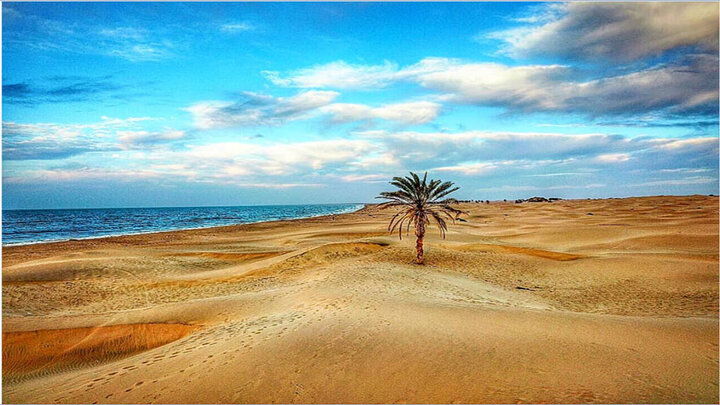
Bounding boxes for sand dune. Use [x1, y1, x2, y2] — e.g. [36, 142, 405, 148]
[447, 242, 584, 261]
[3, 323, 199, 381]
[2, 195, 718, 403]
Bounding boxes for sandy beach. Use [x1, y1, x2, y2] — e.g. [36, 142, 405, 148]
[2, 195, 718, 404]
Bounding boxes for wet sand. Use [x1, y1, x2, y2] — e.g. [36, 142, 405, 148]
[3, 195, 718, 403]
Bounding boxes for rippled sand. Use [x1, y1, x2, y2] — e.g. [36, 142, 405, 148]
[3, 195, 718, 403]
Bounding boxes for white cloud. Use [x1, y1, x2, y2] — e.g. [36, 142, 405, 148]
[174, 139, 377, 177]
[656, 137, 718, 151]
[184, 101, 244, 130]
[220, 22, 254, 33]
[433, 162, 497, 175]
[187, 92, 441, 128]
[410, 60, 569, 111]
[185, 90, 339, 129]
[275, 90, 339, 117]
[5, 13, 175, 63]
[110, 44, 174, 62]
[322, 101, 441, 125]
[5, 136, 378, 186]
[2, 164, 326, 190]
[628, 177, 717, 187]
[263, 55, 718, 117]
[338, 174, 388, 182]
[1, 117, 164, 160]
[490, 3, 719, 61]
[99, 27, 145, 40]
[97, 26, 176, 62]
[348, 153, 400, 170]
[263, 60, 399, 89]
[378, 130, 639, 164]
[658, 168, 712, 174]
[5, 121, 716, 195]
[367, 130, 718, 186]
[523, 172, 592, 177]
[595, 153, 630, 163]
[412, 56, 718, 116]
[117, 130, 185, 149]
[262, 57, 455, 90]
[100, 116, 156, 126]
[6, 167, 167, 183]
[230, 183, 323, 188]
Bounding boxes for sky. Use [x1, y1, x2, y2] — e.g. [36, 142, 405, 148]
[2, 2, 719, 209]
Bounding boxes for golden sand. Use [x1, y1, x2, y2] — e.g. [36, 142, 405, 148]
[2, 195, 718, 403]
[3, 323, 199, 380]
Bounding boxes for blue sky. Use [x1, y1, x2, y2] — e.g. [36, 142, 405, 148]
[3, 2, 718, 209]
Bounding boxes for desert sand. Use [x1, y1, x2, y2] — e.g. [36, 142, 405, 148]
[2, 195, 718, 404]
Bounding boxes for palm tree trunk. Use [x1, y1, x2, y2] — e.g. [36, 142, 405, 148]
[415, 218, 425, 264]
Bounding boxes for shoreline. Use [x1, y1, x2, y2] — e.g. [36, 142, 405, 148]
[3, 194, 716, 250]
[2, 203, 369, 249]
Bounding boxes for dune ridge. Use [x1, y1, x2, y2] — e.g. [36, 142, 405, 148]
[3, 323, 199, 382]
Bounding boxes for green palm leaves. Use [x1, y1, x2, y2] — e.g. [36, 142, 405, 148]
[376, 171, 464, 240]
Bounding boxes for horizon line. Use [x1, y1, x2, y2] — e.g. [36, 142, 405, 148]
[3, 193, 717, 212]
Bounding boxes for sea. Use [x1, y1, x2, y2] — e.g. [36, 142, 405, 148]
[2, 203, 365, 246]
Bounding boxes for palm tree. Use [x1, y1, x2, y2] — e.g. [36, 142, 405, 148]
[376, 172, 464, 264]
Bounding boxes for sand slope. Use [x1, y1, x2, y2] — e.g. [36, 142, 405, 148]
[3, 196, 718, 403]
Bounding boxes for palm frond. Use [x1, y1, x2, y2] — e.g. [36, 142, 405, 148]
[376, 171, 465, 239]
[428, 211, 448, 238]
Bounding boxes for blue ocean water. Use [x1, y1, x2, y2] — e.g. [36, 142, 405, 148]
[2, 204, 364, 246]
